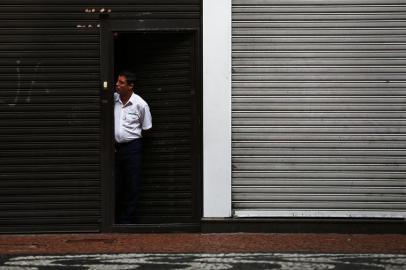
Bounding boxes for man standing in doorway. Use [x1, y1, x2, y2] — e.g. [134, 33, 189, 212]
[114, 70, 152, 224]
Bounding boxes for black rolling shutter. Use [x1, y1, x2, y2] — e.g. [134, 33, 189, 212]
[0, 1, 200, 233]
[0, 8, 101, 233]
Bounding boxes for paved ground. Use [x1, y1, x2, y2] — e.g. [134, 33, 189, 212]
[1, 233, 406, 255]
[0, 233, 405, 269]
[1, 253, 406, 269]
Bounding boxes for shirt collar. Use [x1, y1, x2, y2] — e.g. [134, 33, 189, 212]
[128, 92, 137, 105]
[116, 92, 135, 107]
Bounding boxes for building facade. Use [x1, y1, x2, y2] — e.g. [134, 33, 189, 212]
[0, 0, 405, 233]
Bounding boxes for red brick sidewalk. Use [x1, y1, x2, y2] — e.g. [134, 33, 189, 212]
[0, 233, 405, 255]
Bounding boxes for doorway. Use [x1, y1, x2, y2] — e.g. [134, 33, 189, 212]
[101, 20, 201, 231]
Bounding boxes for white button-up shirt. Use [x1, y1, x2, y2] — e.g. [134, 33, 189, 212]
[114, 92, 152, 143]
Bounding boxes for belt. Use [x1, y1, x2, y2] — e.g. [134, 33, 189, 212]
[115, 138, 142, 149]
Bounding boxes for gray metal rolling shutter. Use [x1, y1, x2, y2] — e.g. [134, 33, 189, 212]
[232, 0, 406, 218]
[0, 1, 200, 233]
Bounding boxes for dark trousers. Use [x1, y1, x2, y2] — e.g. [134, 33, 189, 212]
[115, 138, 143, 224]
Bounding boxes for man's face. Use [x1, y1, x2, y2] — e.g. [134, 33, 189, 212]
[115, 75, 133, 96]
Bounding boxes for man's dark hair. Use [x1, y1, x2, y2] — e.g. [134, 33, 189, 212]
[119, 70, 137, 88]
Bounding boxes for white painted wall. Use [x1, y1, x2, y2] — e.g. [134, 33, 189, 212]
[202, 0, 232, 217]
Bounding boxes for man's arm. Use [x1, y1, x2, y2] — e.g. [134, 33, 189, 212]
[142, 128, 152, 139]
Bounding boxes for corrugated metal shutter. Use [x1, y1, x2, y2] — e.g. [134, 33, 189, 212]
[0, 1, 200, 233]
[232, 0, 406, 218]
[0, 4, 101, 233]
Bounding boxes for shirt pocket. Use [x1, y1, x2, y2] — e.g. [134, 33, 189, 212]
[123, 112, 140, 128]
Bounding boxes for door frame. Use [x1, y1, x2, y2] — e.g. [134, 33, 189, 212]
[100, 18, 202, 232]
